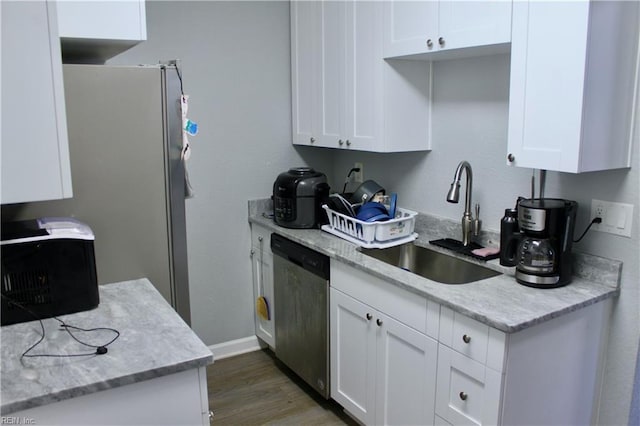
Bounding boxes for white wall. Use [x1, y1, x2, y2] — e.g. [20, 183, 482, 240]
[331, 53, 640, 426]
[110, 1, 333, 344]
[107, 3, 640, 425]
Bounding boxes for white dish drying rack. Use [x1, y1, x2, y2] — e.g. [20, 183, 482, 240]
[321, 204, 418, 249]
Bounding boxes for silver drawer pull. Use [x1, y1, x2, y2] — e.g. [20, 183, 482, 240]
[366, 313, 372, 321]
[376, 318, 383, 326]
[459, 391, 468, 401]
[462, 334, 471, 344]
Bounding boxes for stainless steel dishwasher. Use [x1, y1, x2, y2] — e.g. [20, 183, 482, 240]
[271, 233, 330, 399]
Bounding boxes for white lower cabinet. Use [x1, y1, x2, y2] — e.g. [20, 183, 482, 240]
[331, 288, 437, 425]
[330, 261, 439, 425]
[250, 224, 275, 348]
[330, 260, 611, 425]
[11, 367, 210, 425]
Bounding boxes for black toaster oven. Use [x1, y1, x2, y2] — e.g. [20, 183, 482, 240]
[1, 217, 99, 326]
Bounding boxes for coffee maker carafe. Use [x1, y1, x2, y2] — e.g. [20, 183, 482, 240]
[515, 198, 577, 288]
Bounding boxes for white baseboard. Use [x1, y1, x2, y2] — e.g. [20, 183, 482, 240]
[208, 336, 263, 361]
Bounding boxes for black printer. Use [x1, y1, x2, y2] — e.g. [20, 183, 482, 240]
[1, 217, 99, 326]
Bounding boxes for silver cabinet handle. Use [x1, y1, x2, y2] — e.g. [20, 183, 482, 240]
[438, 37, 445, 46]
[459, 391, 468, 401]
[462, 334, 471, 344]
[427, 39, 433, 48]
[338, 139, 344, 146]
[366, 313, 372, 321]
[346, 140, 351, 146]
[507, 153, 515, 162]
[376, 318, 383, 326]
[310, 137, 316, 143]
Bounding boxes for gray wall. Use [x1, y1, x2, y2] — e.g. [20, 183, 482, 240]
[65, 2, 640, 424]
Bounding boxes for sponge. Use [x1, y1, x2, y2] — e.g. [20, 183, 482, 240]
[471, 247, 500, 258]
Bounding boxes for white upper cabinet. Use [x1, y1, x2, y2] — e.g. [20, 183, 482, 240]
[291, 0, 319, 147]
[507, 0, 639, 173]
[56, 0, 147, 63]
[291, 1, 432, 153]
[383, 0, 512, 59]
[1, 0, 73, 204]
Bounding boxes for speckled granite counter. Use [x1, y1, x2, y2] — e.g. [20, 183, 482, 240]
[249, 199, 621, 333]
[1, 278, 213, 415]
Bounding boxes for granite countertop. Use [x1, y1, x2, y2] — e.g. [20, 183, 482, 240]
[249, 199, 621, 333]
[1, 278, 213, 415]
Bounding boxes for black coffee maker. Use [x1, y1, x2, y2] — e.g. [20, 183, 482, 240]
[502, 198, 578, 288]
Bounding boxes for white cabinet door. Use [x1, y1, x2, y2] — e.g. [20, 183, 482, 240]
[251, 225, 275, 347]
[291, 0, 318, 146]
[436, 345, 502, 426]
[331, 278, 438, 426]
[507, 0, 588, 172]
[291, 0, 345, 149]
[384, 0, 511, 58]
[507, 0, 639, 172]
[291, 0, 432, 153]
[383, 1, 439, 61]
[438, 1, 511, 50]
[316, 1, 346, 148]
[331, 288, 377, 425]
[375, 310, 438, 426]
[343, 1, 384, 151]
[1, 0, 72, 204]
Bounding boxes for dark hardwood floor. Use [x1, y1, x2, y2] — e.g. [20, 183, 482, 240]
[207, 349, 359, 425]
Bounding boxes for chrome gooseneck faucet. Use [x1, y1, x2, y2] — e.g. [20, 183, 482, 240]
[446, 161, 481, 246]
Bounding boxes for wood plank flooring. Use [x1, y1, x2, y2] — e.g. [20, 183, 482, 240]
[207, 349, 359, 425]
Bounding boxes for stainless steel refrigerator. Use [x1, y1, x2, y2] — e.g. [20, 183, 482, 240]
[2, 64, 192, 324]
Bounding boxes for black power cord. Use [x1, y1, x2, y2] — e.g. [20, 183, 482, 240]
[342, 167, 361, 194]
[2, 294, 120, 359]
[573, 217, 602, 243]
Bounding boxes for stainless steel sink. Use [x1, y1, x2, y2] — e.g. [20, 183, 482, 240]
[360, 243, 501, 284]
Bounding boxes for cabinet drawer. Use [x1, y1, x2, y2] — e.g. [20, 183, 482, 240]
[332, 260, 439, 337]
[436, 345, 502, 426]
[439, 307, 505, 371]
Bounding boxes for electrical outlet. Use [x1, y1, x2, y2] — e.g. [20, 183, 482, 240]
[353, 162, 364, 183]
[590, 199, 634, 237]
[593, 200, 606, 220]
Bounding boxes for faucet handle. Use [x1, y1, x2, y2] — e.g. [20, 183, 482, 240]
[473, 203, 482, 236]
